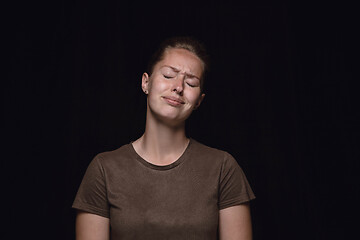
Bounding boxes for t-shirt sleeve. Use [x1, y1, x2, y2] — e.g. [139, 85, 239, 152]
[72, 155, 110, 218]
[218, 152, 256, 210]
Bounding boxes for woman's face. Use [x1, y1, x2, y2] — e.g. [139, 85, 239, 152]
[142, 48, 205, 126]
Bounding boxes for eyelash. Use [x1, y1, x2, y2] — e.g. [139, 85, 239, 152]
[163, 75, 197, 87]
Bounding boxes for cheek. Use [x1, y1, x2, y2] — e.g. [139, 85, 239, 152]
[186, 92, 202, 105]
[149, 79, 168, 93]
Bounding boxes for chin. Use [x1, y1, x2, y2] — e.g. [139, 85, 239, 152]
[148, 104, 193, 126]
[156, 112, 190, 127]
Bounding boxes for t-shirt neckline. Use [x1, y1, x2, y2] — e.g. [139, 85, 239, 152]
[129, 138, 193, 171]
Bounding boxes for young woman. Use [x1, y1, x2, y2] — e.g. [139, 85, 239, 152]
[73, 36, 255, 239]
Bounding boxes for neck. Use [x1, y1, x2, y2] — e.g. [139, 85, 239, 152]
[133, 109, 190, 166]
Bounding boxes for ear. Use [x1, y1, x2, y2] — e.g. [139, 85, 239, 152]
[194, 93, 205, 110]
[142, 72, 150, 94]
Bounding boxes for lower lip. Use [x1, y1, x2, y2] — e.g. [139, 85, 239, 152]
[162, 97, 183, 107]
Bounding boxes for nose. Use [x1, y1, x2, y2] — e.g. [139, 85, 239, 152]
[172, 75, 185, 95]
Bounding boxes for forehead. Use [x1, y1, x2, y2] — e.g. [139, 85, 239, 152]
[156, 48, 204, 77]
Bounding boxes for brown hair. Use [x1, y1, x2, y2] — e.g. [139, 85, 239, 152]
[146, 36, 210, 92]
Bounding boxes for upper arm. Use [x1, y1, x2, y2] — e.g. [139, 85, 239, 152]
[219, 203, 252, 240]
[76, 211, 110, 240]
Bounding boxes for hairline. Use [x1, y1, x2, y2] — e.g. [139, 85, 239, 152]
[154, 47, 205, 78]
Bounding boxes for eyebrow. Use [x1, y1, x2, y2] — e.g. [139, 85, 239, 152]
[163, 65, 201, 80]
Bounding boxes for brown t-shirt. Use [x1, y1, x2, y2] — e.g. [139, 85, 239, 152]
[72, 138, 255, 239]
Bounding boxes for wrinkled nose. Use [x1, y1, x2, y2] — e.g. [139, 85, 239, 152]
[172, 75, 184, 95]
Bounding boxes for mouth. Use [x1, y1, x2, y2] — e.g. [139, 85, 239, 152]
[162, 96, 185, 106]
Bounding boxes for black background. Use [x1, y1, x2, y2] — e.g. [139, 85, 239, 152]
[3, 1, 359, 239]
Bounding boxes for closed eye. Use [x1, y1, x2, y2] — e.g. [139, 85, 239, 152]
[186, 79, 200, 88]
[163, 75, 174, 79]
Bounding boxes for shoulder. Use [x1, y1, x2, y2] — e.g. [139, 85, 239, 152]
[89, 143, 135, 171]
[190, 139, 238, 166]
